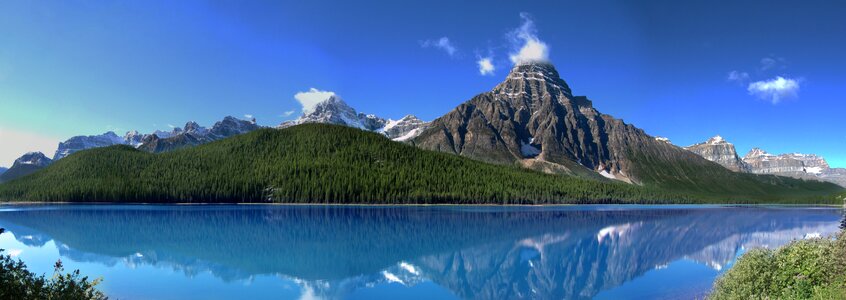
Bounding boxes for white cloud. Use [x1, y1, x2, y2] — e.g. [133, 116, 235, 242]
[421, 37, 457, 56]
[727, 70, 750, 83]
[0, 127, 59, 168]
[747, 76, 801, 104]
[282, 110, 296, 117]
[294, 88, 335, 114]
[508, 13, 549, 65]
[244, 114, 254, 119]
[167, 124, 176, 128]
[477, 57, 495, 75]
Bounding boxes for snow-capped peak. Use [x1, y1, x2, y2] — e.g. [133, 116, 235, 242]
[13, 152, 52, 167]
[707, 135, 726, 145]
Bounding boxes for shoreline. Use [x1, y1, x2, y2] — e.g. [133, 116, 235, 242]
[0, 201, 841, 208]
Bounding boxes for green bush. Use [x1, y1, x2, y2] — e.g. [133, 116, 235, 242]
[710, 231, 846, 300]
[0, 249, 107, 300]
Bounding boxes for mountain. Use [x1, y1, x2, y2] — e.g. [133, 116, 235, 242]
[742, 148, 846, 187]
[48, 116, 261, 161]
[408, 62, 836, 198]
[683, 135, 749, 172]
[0, 167, 7, 175]
[279, 95, 428, 141]
[0, 152, 53, 183]
[0, 124, 841, 204]
[53, 131, 127, 160]
[137, 116, 260, 153]
[381, 115, 428, 141]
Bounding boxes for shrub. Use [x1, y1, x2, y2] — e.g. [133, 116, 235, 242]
[0, 249, 107, 300]
[710, 231, 846, 300]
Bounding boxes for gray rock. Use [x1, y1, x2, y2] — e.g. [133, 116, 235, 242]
[684, 136, 749, 172]
[411, 62, 714, 183]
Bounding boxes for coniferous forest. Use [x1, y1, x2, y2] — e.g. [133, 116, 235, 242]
[0, 124, 841, 204]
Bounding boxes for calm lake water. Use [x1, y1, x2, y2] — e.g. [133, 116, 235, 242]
[0, 205, 841, 300]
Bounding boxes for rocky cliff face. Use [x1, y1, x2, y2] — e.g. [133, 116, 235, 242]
[411, 62, 718, 183]
[280, 96, 429, 141]
[683, 136, 749, 172]
[0, 152, 53, 182]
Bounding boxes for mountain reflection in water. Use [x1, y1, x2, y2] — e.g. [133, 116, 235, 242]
[0, 205, 840, 300]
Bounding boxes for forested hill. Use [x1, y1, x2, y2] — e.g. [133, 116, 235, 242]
[0, 124, 841, 204]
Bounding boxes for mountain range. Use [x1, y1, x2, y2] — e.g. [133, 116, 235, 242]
[0, 61, 842, 202]
[278, 95, 429, 141]
[684, 135, 846, 187]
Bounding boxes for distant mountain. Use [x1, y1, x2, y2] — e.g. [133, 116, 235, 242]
[381, 115, 428, 141]
[0, 152, 53, 183]
[682, 135, 846, 188]
[408, 62, 833, 198]
[54, 131, 127, 160]
[684, 136, 749, 172]
[742, 148, 846, 187]
[0, 167, 7, 175]
[138, 116, 260, 153]
[279, 95, 428, 141]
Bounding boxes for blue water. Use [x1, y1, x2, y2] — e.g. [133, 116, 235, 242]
[0, 204, 841, 300]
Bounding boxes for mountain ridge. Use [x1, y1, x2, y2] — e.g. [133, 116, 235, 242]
[682, 135, 846, 188]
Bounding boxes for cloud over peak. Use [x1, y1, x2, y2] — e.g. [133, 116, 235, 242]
[294, 88, 336, 114]
[508, 13, 549, 65]
[421, 37, 457, 57]
[747, 76, 801, 104]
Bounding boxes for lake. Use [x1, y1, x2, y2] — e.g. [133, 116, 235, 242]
[0, 205, 841, 299]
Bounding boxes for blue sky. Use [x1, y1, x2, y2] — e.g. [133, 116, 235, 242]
[1, 0, 844, 168]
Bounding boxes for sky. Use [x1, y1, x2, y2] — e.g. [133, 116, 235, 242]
[1, 0, 844, 168]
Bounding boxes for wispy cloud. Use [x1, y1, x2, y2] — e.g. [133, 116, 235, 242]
[747, 76, 801, 104]
[421, 37, 457, 57]
[508, 13, 549, 65]
[244, 114, 254, 119]
[477, 57, 495, 75]
[727, 70, 750, 83]
[294, 88, 335, 114]
[759, 56, 786, 71]
[282, 110, 295, 117]
[167, 124, 176, 128]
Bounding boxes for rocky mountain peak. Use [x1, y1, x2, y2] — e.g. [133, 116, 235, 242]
[382, 115, 429, 141]
[278, 97, 428, 141]
[707, 135, 728, 145]
[743, 148, 772, 160]
[124, 130, 144, 147]
[183, 121, 206, 134]
[14, 152, 52, 167]
[280, 95, 387, 131]
[53, 131, 127, 160]
[684, 136, 748, 172]
[493, 62, 573, 98]
[210, 116, 261, 137]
